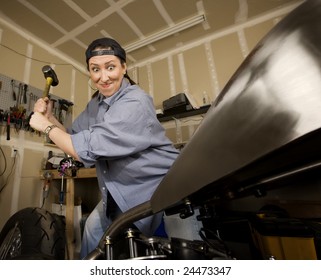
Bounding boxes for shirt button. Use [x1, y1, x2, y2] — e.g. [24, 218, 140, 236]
[103, 170, 106, 174]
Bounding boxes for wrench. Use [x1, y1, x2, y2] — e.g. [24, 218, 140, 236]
[11, 80, 16, 101]
[28, 92, 33, 112]
[23, 84, 28, 104]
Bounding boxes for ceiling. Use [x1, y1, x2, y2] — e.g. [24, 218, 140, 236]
[0, 0, 301, 71]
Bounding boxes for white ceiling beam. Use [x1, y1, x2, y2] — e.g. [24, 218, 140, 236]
[124, 14, 206, 53]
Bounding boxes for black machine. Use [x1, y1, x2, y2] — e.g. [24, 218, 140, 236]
[162, 93, 194, 114]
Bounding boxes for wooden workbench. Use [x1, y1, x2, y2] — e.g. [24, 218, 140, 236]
[40, 167, 97, 259]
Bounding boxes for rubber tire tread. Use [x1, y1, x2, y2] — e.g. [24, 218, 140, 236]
[0, 207, 66, 259]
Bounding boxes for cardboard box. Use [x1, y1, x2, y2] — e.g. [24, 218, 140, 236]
[250, 215, 317, 260]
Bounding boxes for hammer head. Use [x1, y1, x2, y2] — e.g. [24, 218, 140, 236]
[42, 65, 59, 87]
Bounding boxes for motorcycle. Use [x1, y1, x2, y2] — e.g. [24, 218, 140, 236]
[1, 0, 321, 260]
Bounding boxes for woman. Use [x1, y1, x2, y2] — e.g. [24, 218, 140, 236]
[30, 37, 179, 259]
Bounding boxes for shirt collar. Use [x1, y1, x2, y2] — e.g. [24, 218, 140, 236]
[98, 78, 130, 107]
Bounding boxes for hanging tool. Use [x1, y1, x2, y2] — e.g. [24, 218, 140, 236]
[42, 65, 59, 98]
[11, 80, 16, 101]
[15, 84, 20, 108]
[58, 99, 73, 124]
[23, 84, 28, 104]
[13, 107, 26, 132]
[15, 83, 23, 108]
[28, 92, 33, 112]
[60, 175, 64, 214]
[50, 99, 58, 118]
[6, 113, 10, 141]
[19, 83, 24, 106]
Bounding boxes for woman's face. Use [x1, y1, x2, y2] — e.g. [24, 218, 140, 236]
[88, 53, 127, 97]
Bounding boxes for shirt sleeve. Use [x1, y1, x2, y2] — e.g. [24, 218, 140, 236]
[67, 97, 98, 134]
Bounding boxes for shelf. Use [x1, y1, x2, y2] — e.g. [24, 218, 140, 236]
[40, 167, 97, 180]
[157, 104, 210, 122]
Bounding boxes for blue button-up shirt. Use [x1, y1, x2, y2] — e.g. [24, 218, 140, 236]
[69, 79, 179, 235]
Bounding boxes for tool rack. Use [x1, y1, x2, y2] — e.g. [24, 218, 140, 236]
[0, 73, 73, 140]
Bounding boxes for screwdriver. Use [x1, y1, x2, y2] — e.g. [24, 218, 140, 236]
[6, 113, 10, 140]
[11, 80, 16, 101]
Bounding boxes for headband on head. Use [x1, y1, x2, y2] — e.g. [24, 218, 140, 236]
[85, 38, 126, 65]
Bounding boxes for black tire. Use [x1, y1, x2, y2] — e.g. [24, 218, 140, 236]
[0, 207, 66, 259]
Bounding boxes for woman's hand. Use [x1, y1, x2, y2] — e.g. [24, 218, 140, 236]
[30, 112, 79, 161]
[29, 112, 52, 133]
[33, 97, 54, 119]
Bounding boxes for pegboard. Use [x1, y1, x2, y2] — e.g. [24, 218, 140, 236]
[0, 73, 43, 114]
[0, 73, 73, 133]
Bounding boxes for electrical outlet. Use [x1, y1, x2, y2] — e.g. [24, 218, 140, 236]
[11, 147, 17, 158]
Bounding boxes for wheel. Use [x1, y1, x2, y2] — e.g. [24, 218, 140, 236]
[0, 207, 66, 259]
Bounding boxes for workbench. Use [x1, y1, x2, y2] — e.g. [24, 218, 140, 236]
[40, 167, 97, 259]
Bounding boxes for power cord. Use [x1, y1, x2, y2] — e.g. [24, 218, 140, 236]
[0, 150, 17, 194]
[0, 146, 7, 177]
[0, 43, 88, 78]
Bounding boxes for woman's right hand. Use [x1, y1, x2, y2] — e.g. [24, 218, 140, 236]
[29, 112, 52, 133]
[33, 97, 53, 118]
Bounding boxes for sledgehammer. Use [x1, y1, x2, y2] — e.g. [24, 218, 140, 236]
[42, 65, 59, 98]
[25, 65, 59, 129]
